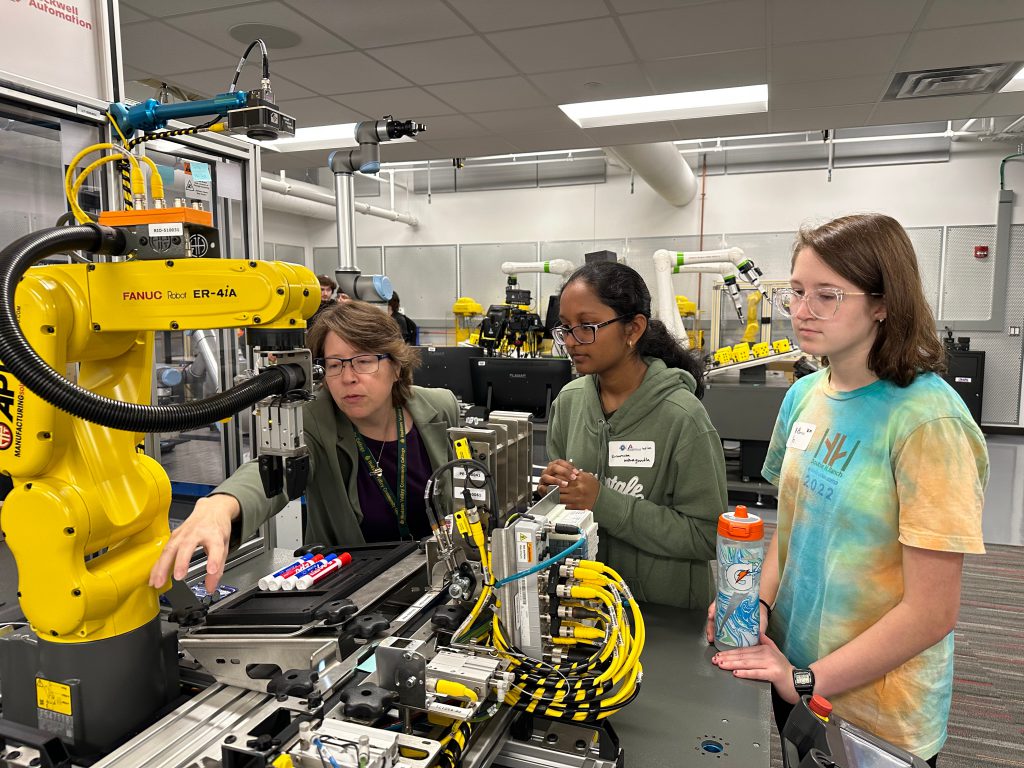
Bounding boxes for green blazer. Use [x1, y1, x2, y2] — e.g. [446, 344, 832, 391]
[217, 385, 459, 546]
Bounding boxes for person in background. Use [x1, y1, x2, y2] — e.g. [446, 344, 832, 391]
[149, 301, 459, 593]
[708, 214, 987, 766]
[309, 274, 338, 327]
[539, 261, 727, 608]
[389, 292, 418, 345]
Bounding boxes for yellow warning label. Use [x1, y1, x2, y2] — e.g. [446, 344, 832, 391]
[36, 678, 72, 716]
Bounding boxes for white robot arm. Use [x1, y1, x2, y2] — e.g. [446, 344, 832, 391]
[500, 259, 576, 279]
[652, 248, 771, 346]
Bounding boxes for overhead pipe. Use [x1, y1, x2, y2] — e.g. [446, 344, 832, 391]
[259, 174, 418, 226]
[604, 143, 698, 207]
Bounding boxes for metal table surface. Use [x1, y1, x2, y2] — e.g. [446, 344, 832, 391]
[611, 603, 771, 766]
[221, 551, 772, 768]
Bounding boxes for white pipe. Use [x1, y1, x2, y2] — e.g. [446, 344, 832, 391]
[604, 143, 697, 207]
[500, 259, 576, 278]
[1002, 115, 1024, 134]
[259, 174, 418, 226]
[355, 200, 418, 226]
[261, 189, 335, 220]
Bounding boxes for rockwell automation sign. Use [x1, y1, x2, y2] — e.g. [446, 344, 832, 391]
[12, 0, 95, 31]
[1, 0, 103, 100]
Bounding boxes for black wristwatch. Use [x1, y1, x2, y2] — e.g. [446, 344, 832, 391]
[792, 668, 815, 698]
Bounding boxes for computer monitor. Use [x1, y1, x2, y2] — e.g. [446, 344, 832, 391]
[469, 357, 574, 421]
[412, 345, 477, 403]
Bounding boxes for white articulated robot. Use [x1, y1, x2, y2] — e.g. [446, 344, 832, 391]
[499, 259, 576, 281]
[652, 247, 770, 347]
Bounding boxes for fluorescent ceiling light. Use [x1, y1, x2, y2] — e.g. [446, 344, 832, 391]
[261, 123, 418, 153]
[1000, 65, 1024, 93]
[262, 122, 357, 152]
[560, 84, 768, 129]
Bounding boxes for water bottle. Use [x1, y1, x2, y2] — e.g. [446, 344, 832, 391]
[714, 505, 764, 650]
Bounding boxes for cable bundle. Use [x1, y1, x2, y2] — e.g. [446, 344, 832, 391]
[492, 558, 644, 722]
[446, 504, 644, 724]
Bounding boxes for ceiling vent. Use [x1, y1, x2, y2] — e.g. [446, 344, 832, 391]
[885, 63, 1021, 100]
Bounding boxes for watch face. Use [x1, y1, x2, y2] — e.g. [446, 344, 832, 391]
[794, 670, 814, 687]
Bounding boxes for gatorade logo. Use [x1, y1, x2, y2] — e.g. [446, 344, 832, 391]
[726, 562, 759, 591]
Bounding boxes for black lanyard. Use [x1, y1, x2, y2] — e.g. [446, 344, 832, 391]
[353, 407, 410, 539]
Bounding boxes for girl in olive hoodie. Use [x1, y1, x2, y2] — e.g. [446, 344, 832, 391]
[540, 262, 727, 608]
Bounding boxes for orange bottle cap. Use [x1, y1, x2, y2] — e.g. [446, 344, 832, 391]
[808, 695, 832, 719]
[717, 505, 764, 540]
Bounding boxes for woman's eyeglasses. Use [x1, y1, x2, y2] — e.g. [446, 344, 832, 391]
[773, 287, 882, 320]
[317, 353, 390, 377]
[552, 315, 630, 345]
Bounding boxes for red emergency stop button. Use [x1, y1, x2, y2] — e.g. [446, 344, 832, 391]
[809, 694, 832, 720]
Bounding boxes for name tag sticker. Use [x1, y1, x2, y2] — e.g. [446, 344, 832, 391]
[608, 441, 655, 467]
[786, 422, 816, 451]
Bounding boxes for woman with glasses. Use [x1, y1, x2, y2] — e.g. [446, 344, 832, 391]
[538, 261, 727, 608]
[150, 300, 459, 593]
[708, 214, 986, 767]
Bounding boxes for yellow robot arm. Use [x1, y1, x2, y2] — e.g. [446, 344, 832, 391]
[740, 290, 762, 345]
[0, 226, 318, 644]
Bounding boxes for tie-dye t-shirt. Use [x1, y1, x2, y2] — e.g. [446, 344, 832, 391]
[762, 369, 987, 760]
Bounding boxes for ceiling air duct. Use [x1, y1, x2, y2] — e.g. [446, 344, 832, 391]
[604, 143, 697, 207]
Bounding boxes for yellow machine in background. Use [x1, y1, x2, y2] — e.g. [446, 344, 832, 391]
[452, 296, 483, 344]
[675, 294, 703, 350]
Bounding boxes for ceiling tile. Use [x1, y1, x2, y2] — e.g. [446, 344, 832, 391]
[420, 135, 520, 158]
[286, 0, 472, 47]
[584, 121, 681, 146]
[674, 112, 772, 140]
[867, 94, 990, 125]
[487, 18, 633, 74]
[259, 150, 326, 172]
[609, 0, 733, 10]
[336, 88, 457, 119]
[426, 77, 548, 112]
[771, 34, 908, 84]
[121, 0, 258, 17]
[164, 1, 350, 61]
[529, 63, 653, 103]
[121, 21, 238, 76]
[446, 0, 609, 32]
[770, 75, 888, 111]
[366, 37, 516, 85]
[897, 20, 1024, 71]
[502, 128, 595, 152]
[769, 0, 926, 46]
[620, 0, 765, 60]
[275, 52, 411, 94]
[412, 114, 489, 140]
[975, 91, 1024, 117]
[469, 106, 578, 133]
[921, 0, 1024, 30]
[118, 4, 151, 23]
[124, 65, 156, 82]
[377, 141, 446, 162]
[163, 69, 315, 99]
[276, 97, 369, 126]
[643, 49, 766, 93]
[768, 104, 876, 133]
